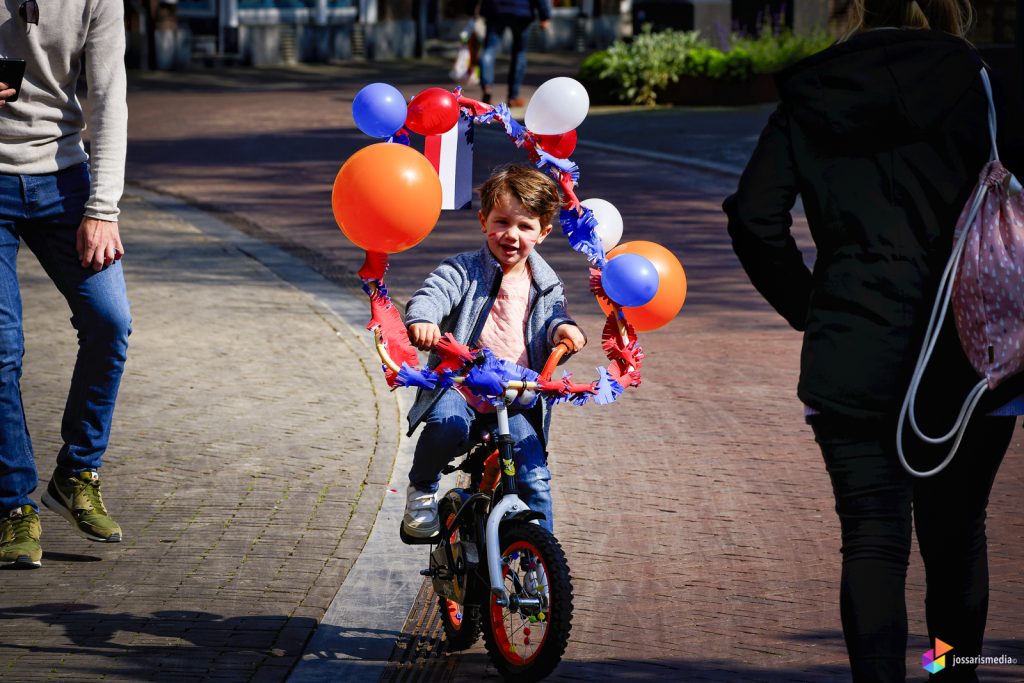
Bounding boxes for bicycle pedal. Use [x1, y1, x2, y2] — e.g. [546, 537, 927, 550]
[399, 521, 441, 546]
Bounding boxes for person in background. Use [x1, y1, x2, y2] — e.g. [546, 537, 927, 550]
[470, 0, 551, 106]
[723, 1, 1019, 680]
[0, 0, 132, 569]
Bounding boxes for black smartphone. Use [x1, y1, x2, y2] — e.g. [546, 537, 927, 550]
[0, 58, 27, 102]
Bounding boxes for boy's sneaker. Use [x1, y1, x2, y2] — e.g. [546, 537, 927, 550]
[402, 486, 439, 538]
[0, 505, 42, 569]
[41, 471, 122, 543]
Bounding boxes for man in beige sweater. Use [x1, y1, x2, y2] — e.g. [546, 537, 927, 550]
[0, 0, 131, 568]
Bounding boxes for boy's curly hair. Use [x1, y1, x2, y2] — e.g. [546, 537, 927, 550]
[477, 164, 562, 228]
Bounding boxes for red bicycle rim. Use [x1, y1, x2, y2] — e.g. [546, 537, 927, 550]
[489, 540, 550, 666]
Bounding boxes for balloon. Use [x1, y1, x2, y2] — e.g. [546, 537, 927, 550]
[525, 77, 590, 135]
[597, 241, 686, 331]
[332, 143, 442, 253]
[601, 254, 659, 307]
[405, 87, 460, 136]
[352, 83, 408, 138]
[536, 129, 577, 159]
[581, 198, 623, 252]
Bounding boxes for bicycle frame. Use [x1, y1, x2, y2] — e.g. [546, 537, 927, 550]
[377, 329, 574, 605]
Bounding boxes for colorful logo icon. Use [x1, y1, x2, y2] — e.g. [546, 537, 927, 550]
[923, 638, 953, 674]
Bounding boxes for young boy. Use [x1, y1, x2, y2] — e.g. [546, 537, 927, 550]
[402, 164, 586, 538]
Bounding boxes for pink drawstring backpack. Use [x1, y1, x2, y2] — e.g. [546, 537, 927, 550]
[899, 68, 1024, 477]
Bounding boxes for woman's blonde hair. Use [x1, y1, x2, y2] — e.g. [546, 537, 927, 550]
[839, 0, 974, 40]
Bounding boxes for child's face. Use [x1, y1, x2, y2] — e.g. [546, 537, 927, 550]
[480, 193, 552, 273]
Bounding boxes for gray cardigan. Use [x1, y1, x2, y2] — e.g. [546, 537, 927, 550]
[405, 246, 577, 442]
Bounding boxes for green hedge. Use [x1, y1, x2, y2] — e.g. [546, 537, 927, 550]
[582, 27, 834, 105]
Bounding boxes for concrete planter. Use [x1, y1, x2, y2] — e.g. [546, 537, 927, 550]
[658, 72, 778, 106]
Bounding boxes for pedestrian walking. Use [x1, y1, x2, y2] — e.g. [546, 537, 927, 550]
[468, 0, 551, 106]
[723, 1, 1021, 680]
[0, 0, 131, 568]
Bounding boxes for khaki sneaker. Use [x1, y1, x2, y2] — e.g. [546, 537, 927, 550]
[1, 505, 42, 569]
[41, 471, 122, 543]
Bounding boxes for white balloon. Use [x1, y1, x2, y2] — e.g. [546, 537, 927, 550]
[524, 77, 590, 135]
[581, 198, 623, 252]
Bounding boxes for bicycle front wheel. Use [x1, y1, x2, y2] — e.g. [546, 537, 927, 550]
[482, 521, 573, 682]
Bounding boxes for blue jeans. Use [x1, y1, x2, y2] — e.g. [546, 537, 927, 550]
[409, 390, 553, 532]
[479, 16, 533, 100]
[0, 164, 132, 513]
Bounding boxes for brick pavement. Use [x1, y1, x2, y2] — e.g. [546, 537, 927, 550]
[7, 53, 1020, 682]
[0, 191, 402, 681]
[124, 55, 1023, 681]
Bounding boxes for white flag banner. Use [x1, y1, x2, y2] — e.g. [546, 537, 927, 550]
[424, 111, 474, 210]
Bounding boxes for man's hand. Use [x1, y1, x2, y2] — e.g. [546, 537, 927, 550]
[408, 322, 442, 351]
[552, 323, 586, 353]
[77, 217, 124, 271]
[539, 19, 551, 30]
[0, 82, 15, 107]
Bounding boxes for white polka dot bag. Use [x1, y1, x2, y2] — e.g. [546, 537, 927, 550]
[899, 68, 1024, 477]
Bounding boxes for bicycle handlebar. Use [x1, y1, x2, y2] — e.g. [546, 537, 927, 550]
[372, 328, 581, 396]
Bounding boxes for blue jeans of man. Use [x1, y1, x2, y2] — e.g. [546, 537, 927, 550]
[0, 163, 132, 513]
[479, 15, 533, 100]
[409, 389, 553, 532]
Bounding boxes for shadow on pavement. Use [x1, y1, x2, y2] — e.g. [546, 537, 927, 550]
[0, 603, 317, 681]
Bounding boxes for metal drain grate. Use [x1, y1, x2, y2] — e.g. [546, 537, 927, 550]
[380, 579, 459, 683]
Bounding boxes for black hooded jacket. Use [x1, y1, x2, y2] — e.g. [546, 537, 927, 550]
[724, 28, 1024, 420]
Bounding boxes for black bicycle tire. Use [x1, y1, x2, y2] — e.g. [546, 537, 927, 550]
[437, 495, 483, 650]
[482, 521, 573, 682]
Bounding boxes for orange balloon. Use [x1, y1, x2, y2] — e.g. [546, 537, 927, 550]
[332, 143, 442, 253]
[597, 241, 686, 331]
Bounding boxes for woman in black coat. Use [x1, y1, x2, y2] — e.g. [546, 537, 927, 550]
[724, 1, 1019, 680]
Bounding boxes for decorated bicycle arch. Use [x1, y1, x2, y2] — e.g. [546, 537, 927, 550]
[332, 77, 687, 405]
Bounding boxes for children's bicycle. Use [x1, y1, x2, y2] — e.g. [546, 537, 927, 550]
[383, 336, 581, 681]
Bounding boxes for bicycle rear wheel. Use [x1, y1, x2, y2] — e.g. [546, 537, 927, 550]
[482, 521, 573, 682]
[437, 495, 482, 650]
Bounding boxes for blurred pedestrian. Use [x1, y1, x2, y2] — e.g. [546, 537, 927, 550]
[0, 0, 131, 569]
[723, 1, 1020, 680]
[469, 0, 551, 106]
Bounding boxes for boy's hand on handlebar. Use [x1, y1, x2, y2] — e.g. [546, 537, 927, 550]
[408, 322, 441, 351]
[553, 324, 586, 353]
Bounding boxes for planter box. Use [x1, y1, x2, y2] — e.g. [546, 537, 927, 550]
[658, 72, 778, 106]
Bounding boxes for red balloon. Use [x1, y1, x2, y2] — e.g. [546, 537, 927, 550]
[405, 87, 460, 136]
[536, 130, 577, 158]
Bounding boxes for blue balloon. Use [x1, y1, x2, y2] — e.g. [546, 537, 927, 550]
[602, 253, 659, 308]
[352, 83, 408, 138]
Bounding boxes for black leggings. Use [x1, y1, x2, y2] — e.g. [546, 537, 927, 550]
[810, 413, 1015, 683]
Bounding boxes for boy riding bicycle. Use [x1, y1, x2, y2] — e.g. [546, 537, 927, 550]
[403, 163, 586, 539]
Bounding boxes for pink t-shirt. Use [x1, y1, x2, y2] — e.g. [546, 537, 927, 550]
[458, 266, 532, 413]
[479, 266, 532, 366]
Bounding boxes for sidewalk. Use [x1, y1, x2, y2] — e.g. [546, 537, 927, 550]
[0, 189, 409, 681]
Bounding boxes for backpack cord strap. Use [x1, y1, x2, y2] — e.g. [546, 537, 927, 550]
[896, 67, 996, 478]
[981, 68, 998, 162]
[898, 378, 988, 478]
